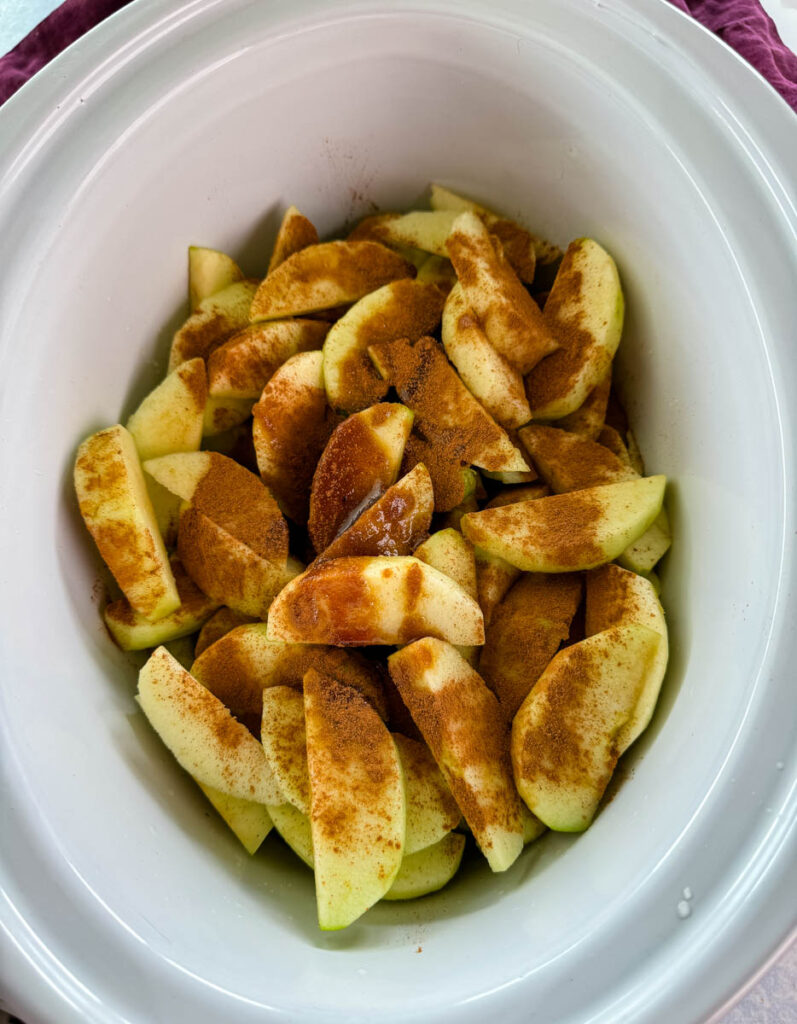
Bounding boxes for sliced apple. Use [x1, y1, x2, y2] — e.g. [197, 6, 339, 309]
[207, 319, 329, 399]
[74, 424, 179, 621]
[137, 646, 283, 804]
[553, 370, 611, 440]
[521, 804, 547, 845]
[526, 239, 624, 419]
[586, 563, 668, 750]
[169, 279, 259, 370]
[104, 555, 219, 651]
[400, 434, 474, 514]
[250, 241, 414, 322]
[479, 573, 583, 718]
[201, 396, 254, 437]
[439, 490, 480, 532]
[349, 210, 458, 256]
[416, 253, 457, 291]
[126, 358, 207, 461]
[518, 424, 637, 493]
[318, 463, 433, 561]
[267, 556, 485, 646]
[304, 669, 405, 929]
[191, 626, 387, 734]
[617, 507, 672, 573]
[442, 282, 531, 429]
[188, 247, 244, 311]
[267, 205, 320, 273]
[475, 548, 522, 628]
[485, 483, 550, 509]
[261, 686, 310, 815]
[196, 780, 273, 854]
[445, 212, 557, 374]
[194, 607, 256, 658]
[307, 402, 413, 554]
[461, 476, 666, 572]
[413, 528, 477, 601]
[322, 279, 445, 413]
[369, 337, 529, 473]
[394, 733, 461, 854]
[269, 802, 314, 868]
[143, 451, 288, 567]
[388, 638, 524, 872]
[252, 351, 342, 526]
[382, 833, 466, 901]
[511, 624, 662, 831]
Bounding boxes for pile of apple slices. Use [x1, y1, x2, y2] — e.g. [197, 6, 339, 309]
[73, 185, 672, 931]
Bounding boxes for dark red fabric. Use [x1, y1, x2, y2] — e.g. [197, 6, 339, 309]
[0, 0, 795, 110]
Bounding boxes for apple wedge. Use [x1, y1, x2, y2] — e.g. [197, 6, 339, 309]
[269, 802, 315, 868]
[388, 639, 524, 872]
[526, 239, 624, 419]
[188, 247, 244, 311]
[194, 607, 256, 657]
[446, 212, 557, 374]
[413, 529, 477, 601]
[416, 253, 457, 291]
[617, 507, 672, 573]
[479, 573, 583, 718]
[598, 424, 634, 470]
[169, 279, 259, 370]
[518, 424, 637, 493]
[485, 483, 550, 508]
[207, 319, 329, 399]
[250, 241, 414, 322]
[137, 646, 283, 804]
[394, 733, 461, 854]
[195, 781, 273, 854]
[382, 833, 466, 901]
[104, 555, 220, 651]
[126, 358, 207, 461]
[191, 626, 387, 734]
[202, 396, 254, 437]
[442, 282, 531, 429]
[261, 686, 310, 814]
[252, 351, 342, 525]
[267, 205, 320, 273]
[461, 476, 666, 572]
[318, 463, 433, 561]
[511, 624, 662, 831]
[368, 337, 530, 474]
[349, 210, 458, 257]
[143, 451, 288, 567]
[304, 670, 405, 930]
[400, 434, 474, 514]
[74, 424, 179, 621]
[475, 548, 522, 629]
[586, 563, 668, 751]
[307, 402, 414, 554]
[553, 371, 611, 440]
[267, 556, 485, 646]
[322, 279, 445, 413]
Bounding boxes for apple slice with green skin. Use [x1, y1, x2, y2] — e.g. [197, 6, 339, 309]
[479, 573, 583, 719]
[349, 210, 459, 257]
[252, 351, 342, 526]
[511, 624, 662, 831]
[126, 358, 207, 461]
[249, 241, 414, 322]
[74, 425, 179, 621]
[518, 424, 637, 493]
[388, 638, 524, 872]
[586, 563, 668, 751]
[267, 556, 485, 647]
[191, 626, 387, 735]
[485, 484, 550, 509]
[304, 670, 405, 930]
[368, 337, 529, 474]
[188, 247, 244, 311]
[169, 279, 259, 370]
[617, 507, 672, 573]
[521, 804, 547, 845]
[416, 254, 457, 292]
[137, 647, 283, 804]
[442, 282, 531, 429]
[322, 279, 445, 413]
[201, 396, 254, 437]
[267, 205, 319, 273]
[261, 686, 310, 814]
[307, 402, 414, 554]
[475, 548, 521, 629]
[382, 832, 466, 900]
[414, 528, 477, 601]
[394, 733, 461, 854]
[269, 803, 314, 868]
[598, 424, 634, 470]
[625, 429, 646, 476]
[446, 212, 557, 374]
[104, 556, 220, 651]
[461, 476, 666, 573]
[194, 607, 257, 658]
[206, 320, 329, 399]
[553, 370, 611, 440]
[196, 780, 273, 854]
[144, 451, 289, 567]
[525, 239, 624, 419]
[177, 507, 301, 619]
[318, 463, 434, 561]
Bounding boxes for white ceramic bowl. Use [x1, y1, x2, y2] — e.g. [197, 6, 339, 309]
[1, 1, 795, 1021]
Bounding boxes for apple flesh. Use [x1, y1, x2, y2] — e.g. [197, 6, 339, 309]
[475, 548, 522, 629]
[485, 483, 550, 508]
[195, 780, 273, 855]
[267, 205, 319, 273]
[393, 733, 461, 854]
[268, 802, 314, 868]
[349, 210, 459, 257]
[617, 507, 672, 574]
[553, 370, 611, 440]
[461, 476, 666, 572]
[74, 424, 179, 621]
[188, 247, 244, 311]
[261, 686, 310, 814]
[382, 833, 466, 900]
[518, 423, 637, 493]
[193, 607, 256, 658]
[416, 253, 457, 292]
[169, 279, 259, 370]
[511, 624, 662, 831]
[413, 528, 477, 601]
[126, 357, 207, 461]
[267, 556, 485, 647]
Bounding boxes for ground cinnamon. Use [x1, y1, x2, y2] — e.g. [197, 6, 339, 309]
[268, 207, 320, 273]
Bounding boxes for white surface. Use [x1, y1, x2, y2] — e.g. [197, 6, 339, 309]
[760, 0, 797, 54]
[0, 1, 795, 1023]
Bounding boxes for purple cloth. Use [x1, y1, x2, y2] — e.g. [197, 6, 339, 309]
[0, 0, 795, 109]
